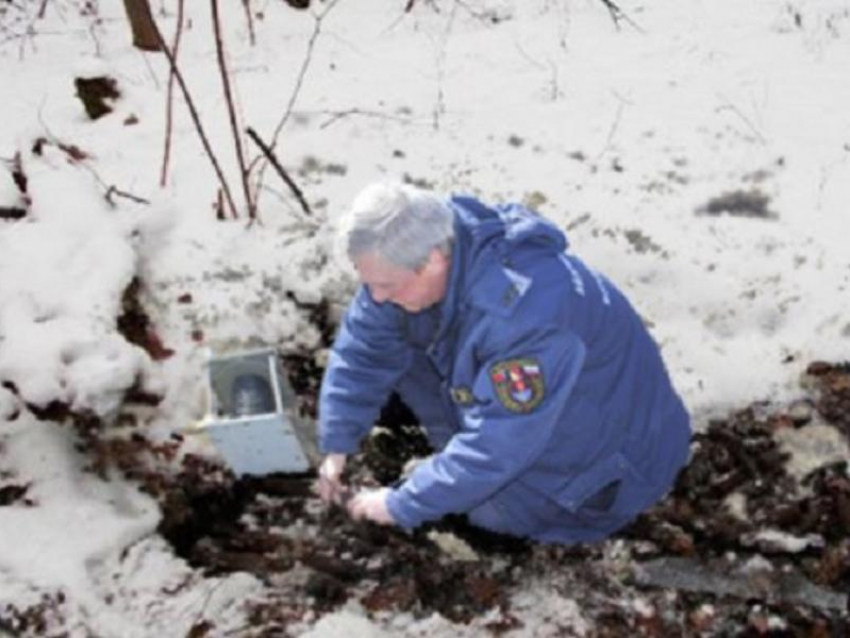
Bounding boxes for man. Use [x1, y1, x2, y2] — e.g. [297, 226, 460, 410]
[317, 182, 690, 543]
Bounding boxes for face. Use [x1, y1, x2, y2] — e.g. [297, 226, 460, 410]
[354, 250, 450, 313]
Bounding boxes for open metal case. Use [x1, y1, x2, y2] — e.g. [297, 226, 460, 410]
[198, 348, 318, 476]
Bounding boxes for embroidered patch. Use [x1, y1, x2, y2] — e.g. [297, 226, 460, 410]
[490, 358, 545, 413]
[449, 386, 475, 406]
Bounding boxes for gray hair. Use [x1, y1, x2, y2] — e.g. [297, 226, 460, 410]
[343, 182, 455, 270]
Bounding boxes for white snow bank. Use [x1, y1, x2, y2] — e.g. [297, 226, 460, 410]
[0, 147, 148, 415]
[87, 537, 266, 637]
[0, 414, 163, 635]
[0, 415, 159, 590]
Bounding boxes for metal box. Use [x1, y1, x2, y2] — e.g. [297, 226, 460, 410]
[199, 348, 316, 476]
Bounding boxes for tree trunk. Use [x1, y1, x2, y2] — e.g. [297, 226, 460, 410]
[123, 0, 163, 52]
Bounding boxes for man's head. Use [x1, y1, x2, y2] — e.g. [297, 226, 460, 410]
[343, 182, 454, 312]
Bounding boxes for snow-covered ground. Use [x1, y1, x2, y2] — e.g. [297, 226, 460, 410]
[1, 0, 849, 634]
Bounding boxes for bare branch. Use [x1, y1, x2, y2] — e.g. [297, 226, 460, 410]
[211, 0, 255, 218]
[149, 9, 240, 219]
[123, 0, 164, 51]
[246, 127, 312, 218]
[159, 0, 184, 186]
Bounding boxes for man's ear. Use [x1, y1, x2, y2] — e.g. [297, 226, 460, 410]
[426, 247, 449, 272]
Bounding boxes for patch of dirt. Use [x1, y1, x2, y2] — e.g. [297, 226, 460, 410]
[100, 360, 850, 634]
[697, 189, 777, 219]
[74, 76, 120, 120]
[623, 228, 666, 256]
[116, 277, 174, 361]
[0, 207, 26, 221]
[0, 152, 29, 221]
[0, 482, 32, 507]
[0, 592, 66, 636]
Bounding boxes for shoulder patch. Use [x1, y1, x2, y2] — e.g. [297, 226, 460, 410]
[490, 358, 545, 413]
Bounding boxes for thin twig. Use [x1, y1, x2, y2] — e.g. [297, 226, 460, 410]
[17, 23, 37, 60]
[594, 93, 629, 163]
[191, 581, 226, 632]
[37, 0, 49, 19]
[138, 44, 162, 90]
[317, 107, 415, 130]
[455, 0, 503, 24]
[382, 0, 443, 34]
[212, 0, 254, 219]
[86, 18, 102, 57]
[150, 9, 240, 219]
[215, 188, 225, 220]
[36, 109, 149, 208]
[716, 96, 767, 145]
[249, 0, 343, 207]
[105, 186, 151, 206]
[513, 40, 562, 102]
[267, 0, 343, 148]
[160, 0, 184, 186]
[431, 1, 458, 132]
[597, 0, 643, 33]
[246, 127, 311, 217]
[242, 0, 256, 46]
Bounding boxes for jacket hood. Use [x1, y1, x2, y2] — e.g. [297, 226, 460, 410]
[449, 196, 569, 272]
[449, 195, 569, 258]
[435, 196, 569, 325]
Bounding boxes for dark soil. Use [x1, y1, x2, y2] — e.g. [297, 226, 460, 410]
[116, 278, 175, 361]
[138, 361, 850, 634]
[74, 76, 120, 120]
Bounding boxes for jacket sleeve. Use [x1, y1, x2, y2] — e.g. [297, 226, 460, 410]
[318, 287, 414, 454]
[386, 319, 586, 529]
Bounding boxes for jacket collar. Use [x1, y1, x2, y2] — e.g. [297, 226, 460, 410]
[431, 209, 467, 342]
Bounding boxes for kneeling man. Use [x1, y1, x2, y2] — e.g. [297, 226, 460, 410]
[317, 182, 691, 543]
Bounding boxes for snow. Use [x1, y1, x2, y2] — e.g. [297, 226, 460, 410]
[425, 530, 480, 562]
[301, 608, 392, 638]
[1, 0, 850, 634]
[774, 417, 850, 481]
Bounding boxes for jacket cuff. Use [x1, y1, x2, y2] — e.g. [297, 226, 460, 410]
[318, 428, 363, 455]
[386, 488, 424, 531]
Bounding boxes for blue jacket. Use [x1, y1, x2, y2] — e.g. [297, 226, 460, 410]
[319, 196, 691, 543]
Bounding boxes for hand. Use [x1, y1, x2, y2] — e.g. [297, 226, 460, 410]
[317, 453, 347, 504]
[347, 487, 395, 526]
